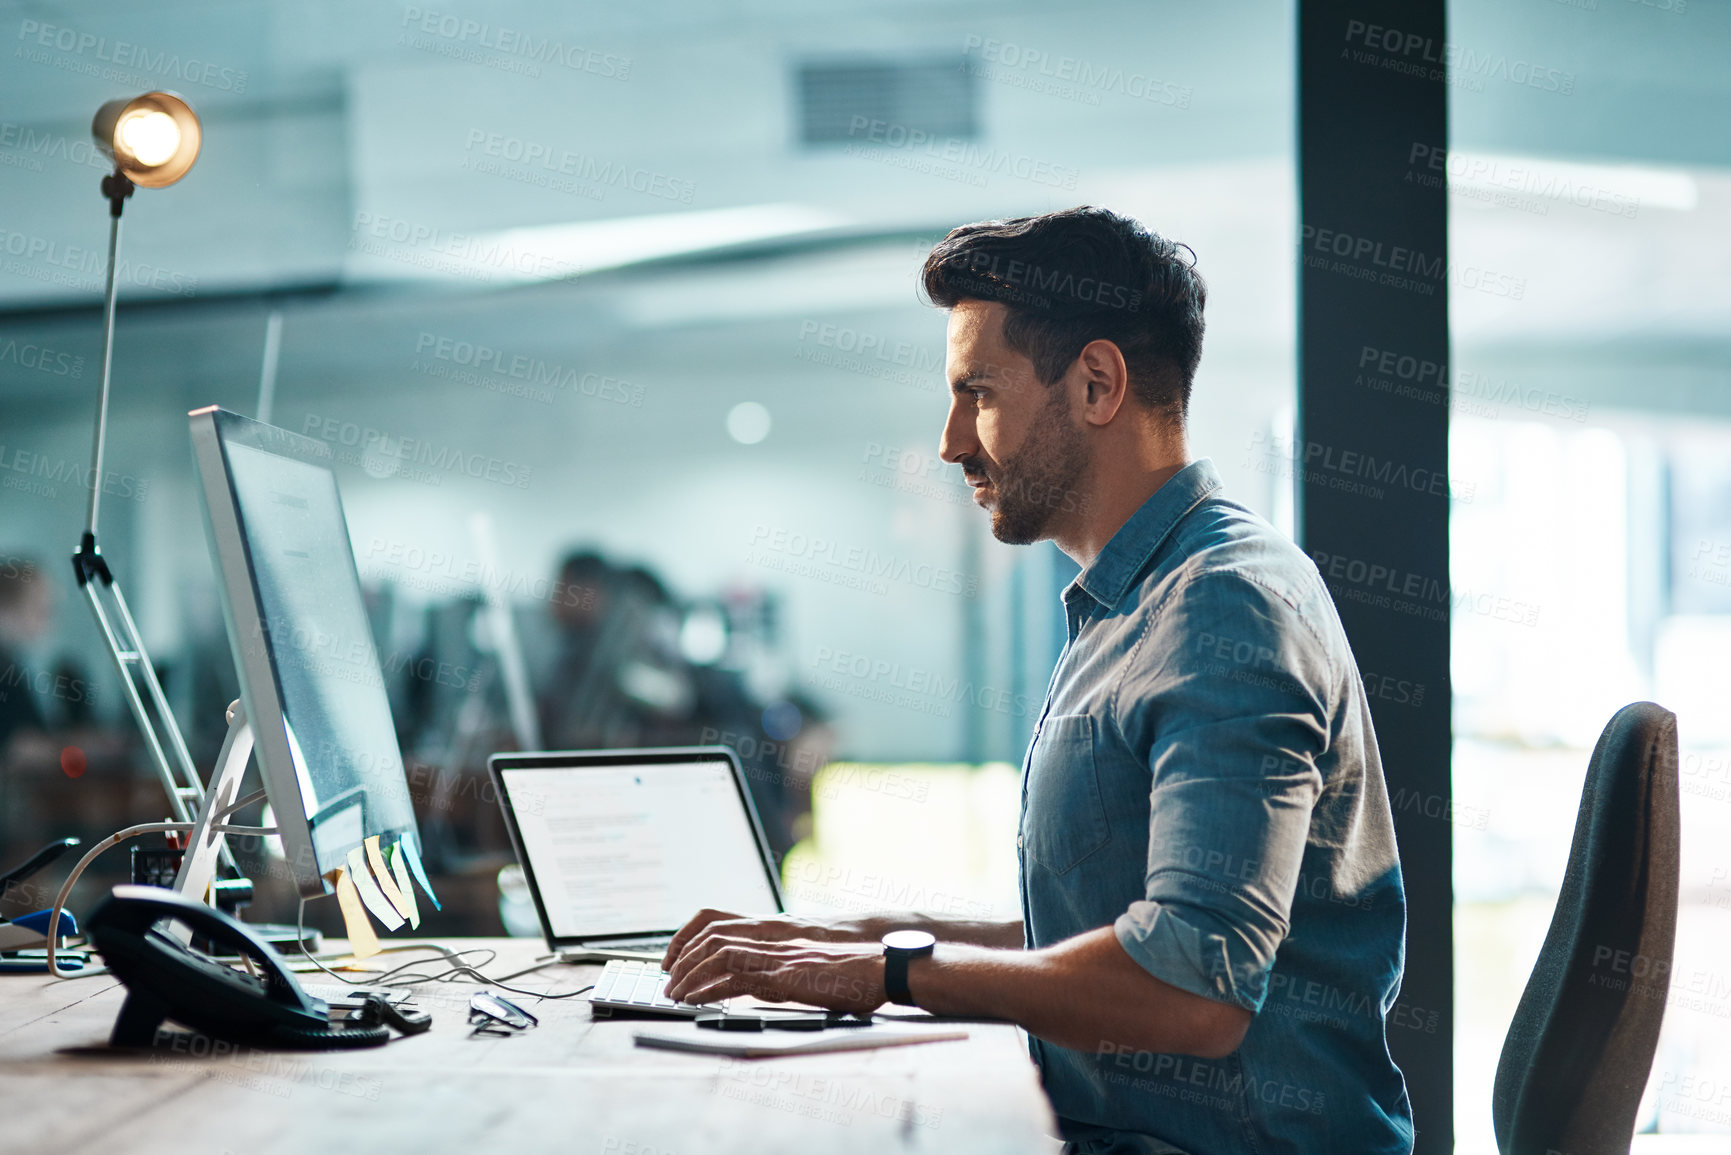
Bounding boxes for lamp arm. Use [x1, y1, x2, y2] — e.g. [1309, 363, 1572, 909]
[82, 171, 133, 547]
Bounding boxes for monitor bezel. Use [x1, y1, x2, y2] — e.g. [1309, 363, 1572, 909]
[487, 746, 787, 950]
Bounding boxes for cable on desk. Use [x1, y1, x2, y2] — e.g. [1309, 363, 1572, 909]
[293, 896, 594, 1002]
[43, 820, 275, 980]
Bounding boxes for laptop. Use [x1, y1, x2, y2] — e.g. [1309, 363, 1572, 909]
[488, 746, 786, 967]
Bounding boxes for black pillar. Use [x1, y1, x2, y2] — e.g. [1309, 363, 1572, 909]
[1298, 4, 1452, 1152]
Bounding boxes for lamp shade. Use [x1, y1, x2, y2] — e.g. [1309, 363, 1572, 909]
[92, 92, 200, 188]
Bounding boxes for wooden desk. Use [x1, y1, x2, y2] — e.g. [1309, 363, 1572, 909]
[0, 938, 1058, 1153]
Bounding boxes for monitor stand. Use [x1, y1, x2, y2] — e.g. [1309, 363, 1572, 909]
[172, 700, 320, 955]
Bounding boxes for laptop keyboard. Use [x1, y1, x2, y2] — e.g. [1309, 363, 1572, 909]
[589, 958, 719, 1017]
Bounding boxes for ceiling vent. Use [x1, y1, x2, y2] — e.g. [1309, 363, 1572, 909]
[796, 57, 977, 146]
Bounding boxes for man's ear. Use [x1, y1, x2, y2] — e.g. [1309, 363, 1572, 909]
[1077, 339, 1131, 428]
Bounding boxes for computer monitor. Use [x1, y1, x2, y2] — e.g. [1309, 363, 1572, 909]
[190, 407, 421, 898]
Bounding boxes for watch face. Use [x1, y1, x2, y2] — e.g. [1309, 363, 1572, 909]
[882, 929, 936, 952]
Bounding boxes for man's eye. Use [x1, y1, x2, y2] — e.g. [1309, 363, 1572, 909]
[968, 388, 987, 402]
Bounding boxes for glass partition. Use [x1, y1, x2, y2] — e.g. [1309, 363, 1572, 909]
[0, 1, 1296, 930]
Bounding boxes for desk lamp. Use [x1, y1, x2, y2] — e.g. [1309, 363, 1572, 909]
[68, 92, 242, 882]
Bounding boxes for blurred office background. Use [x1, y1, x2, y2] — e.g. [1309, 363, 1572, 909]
[1446, 1, 1731, 1144]
[0, 0, 1726, 1146]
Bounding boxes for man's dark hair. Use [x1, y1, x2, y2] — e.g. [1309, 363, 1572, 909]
[558, 549, 611, 585]
[920, 206, 1206, 421]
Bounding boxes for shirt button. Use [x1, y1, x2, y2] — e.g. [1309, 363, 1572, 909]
[1017, 834, 1024, 850]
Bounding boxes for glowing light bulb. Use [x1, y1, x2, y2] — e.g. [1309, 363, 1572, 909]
[117, 109, 180, 167]
[726, 401, 772, 445]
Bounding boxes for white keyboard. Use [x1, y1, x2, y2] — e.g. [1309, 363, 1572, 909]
[589, 958, 721, 1019]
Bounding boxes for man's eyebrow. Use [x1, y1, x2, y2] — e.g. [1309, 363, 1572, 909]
[949, 371, 986, 394]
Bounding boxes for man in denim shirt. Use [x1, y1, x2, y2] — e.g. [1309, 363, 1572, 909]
[666, 207, 1413, 1154]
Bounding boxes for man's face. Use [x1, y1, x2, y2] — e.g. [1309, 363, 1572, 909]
[553, 567, 608, 630]
[939, 301, 1088, 545]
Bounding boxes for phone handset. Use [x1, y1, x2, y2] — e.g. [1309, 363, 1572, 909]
[107, 885, 306, 996]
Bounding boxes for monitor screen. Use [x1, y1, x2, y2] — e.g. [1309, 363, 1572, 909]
[499, 758, 780, 939]
[193, 409, 418, 893]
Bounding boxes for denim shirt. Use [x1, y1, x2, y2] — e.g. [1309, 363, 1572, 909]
[1018, 459, 1413, 1155]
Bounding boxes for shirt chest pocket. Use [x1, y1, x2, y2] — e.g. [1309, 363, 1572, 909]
[1022, 714, 1112, 876]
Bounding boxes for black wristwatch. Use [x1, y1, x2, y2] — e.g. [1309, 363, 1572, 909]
[881, 929, 936, 1006]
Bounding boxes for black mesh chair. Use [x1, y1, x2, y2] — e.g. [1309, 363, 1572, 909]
[1493, 701, 1680, 1155]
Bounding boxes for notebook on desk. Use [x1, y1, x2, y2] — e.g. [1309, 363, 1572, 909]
[489, 747, 786, 964]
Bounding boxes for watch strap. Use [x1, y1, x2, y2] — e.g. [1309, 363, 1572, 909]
[884, 949, 916, 1006]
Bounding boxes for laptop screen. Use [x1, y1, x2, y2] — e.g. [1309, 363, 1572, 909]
[495, 753, 782, 942]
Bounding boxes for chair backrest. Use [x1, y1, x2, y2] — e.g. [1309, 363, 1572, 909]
[1492, 701, 1679, 1155]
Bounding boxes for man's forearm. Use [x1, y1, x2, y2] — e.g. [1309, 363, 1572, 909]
[902, 926, 1252, 1059]
[830, 913, 1024, 949]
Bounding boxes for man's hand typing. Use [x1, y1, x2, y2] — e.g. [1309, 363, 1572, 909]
[660, 908, 860, 972]
[663, 934, 888, 1012]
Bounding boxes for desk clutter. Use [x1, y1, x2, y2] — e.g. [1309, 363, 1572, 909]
[61, 889, 964, 1065]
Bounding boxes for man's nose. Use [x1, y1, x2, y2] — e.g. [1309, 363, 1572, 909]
[939, 402, 974, 465]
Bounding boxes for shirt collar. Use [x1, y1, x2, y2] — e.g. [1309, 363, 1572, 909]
[1067, 458, 1223, 612]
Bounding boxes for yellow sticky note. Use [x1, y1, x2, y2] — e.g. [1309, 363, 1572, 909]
[326, 867, 380, 960]
[346, 846, 405, 931]
[366, 834, 413, 923]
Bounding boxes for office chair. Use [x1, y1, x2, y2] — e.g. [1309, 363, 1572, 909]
[1492, 701, 1679, 1155]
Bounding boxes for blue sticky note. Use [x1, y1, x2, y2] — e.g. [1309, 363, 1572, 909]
[398, 831, 441, 911]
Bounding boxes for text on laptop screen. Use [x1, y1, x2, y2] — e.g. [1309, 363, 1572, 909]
[502, 761, 778, 938]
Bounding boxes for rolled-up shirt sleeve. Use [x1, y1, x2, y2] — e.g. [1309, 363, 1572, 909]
[1111, 568, 1332, 1013]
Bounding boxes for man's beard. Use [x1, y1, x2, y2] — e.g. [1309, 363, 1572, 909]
[961, 389, 1088, 545]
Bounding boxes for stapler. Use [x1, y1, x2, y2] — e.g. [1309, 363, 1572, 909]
[0, 838, 82, 954]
